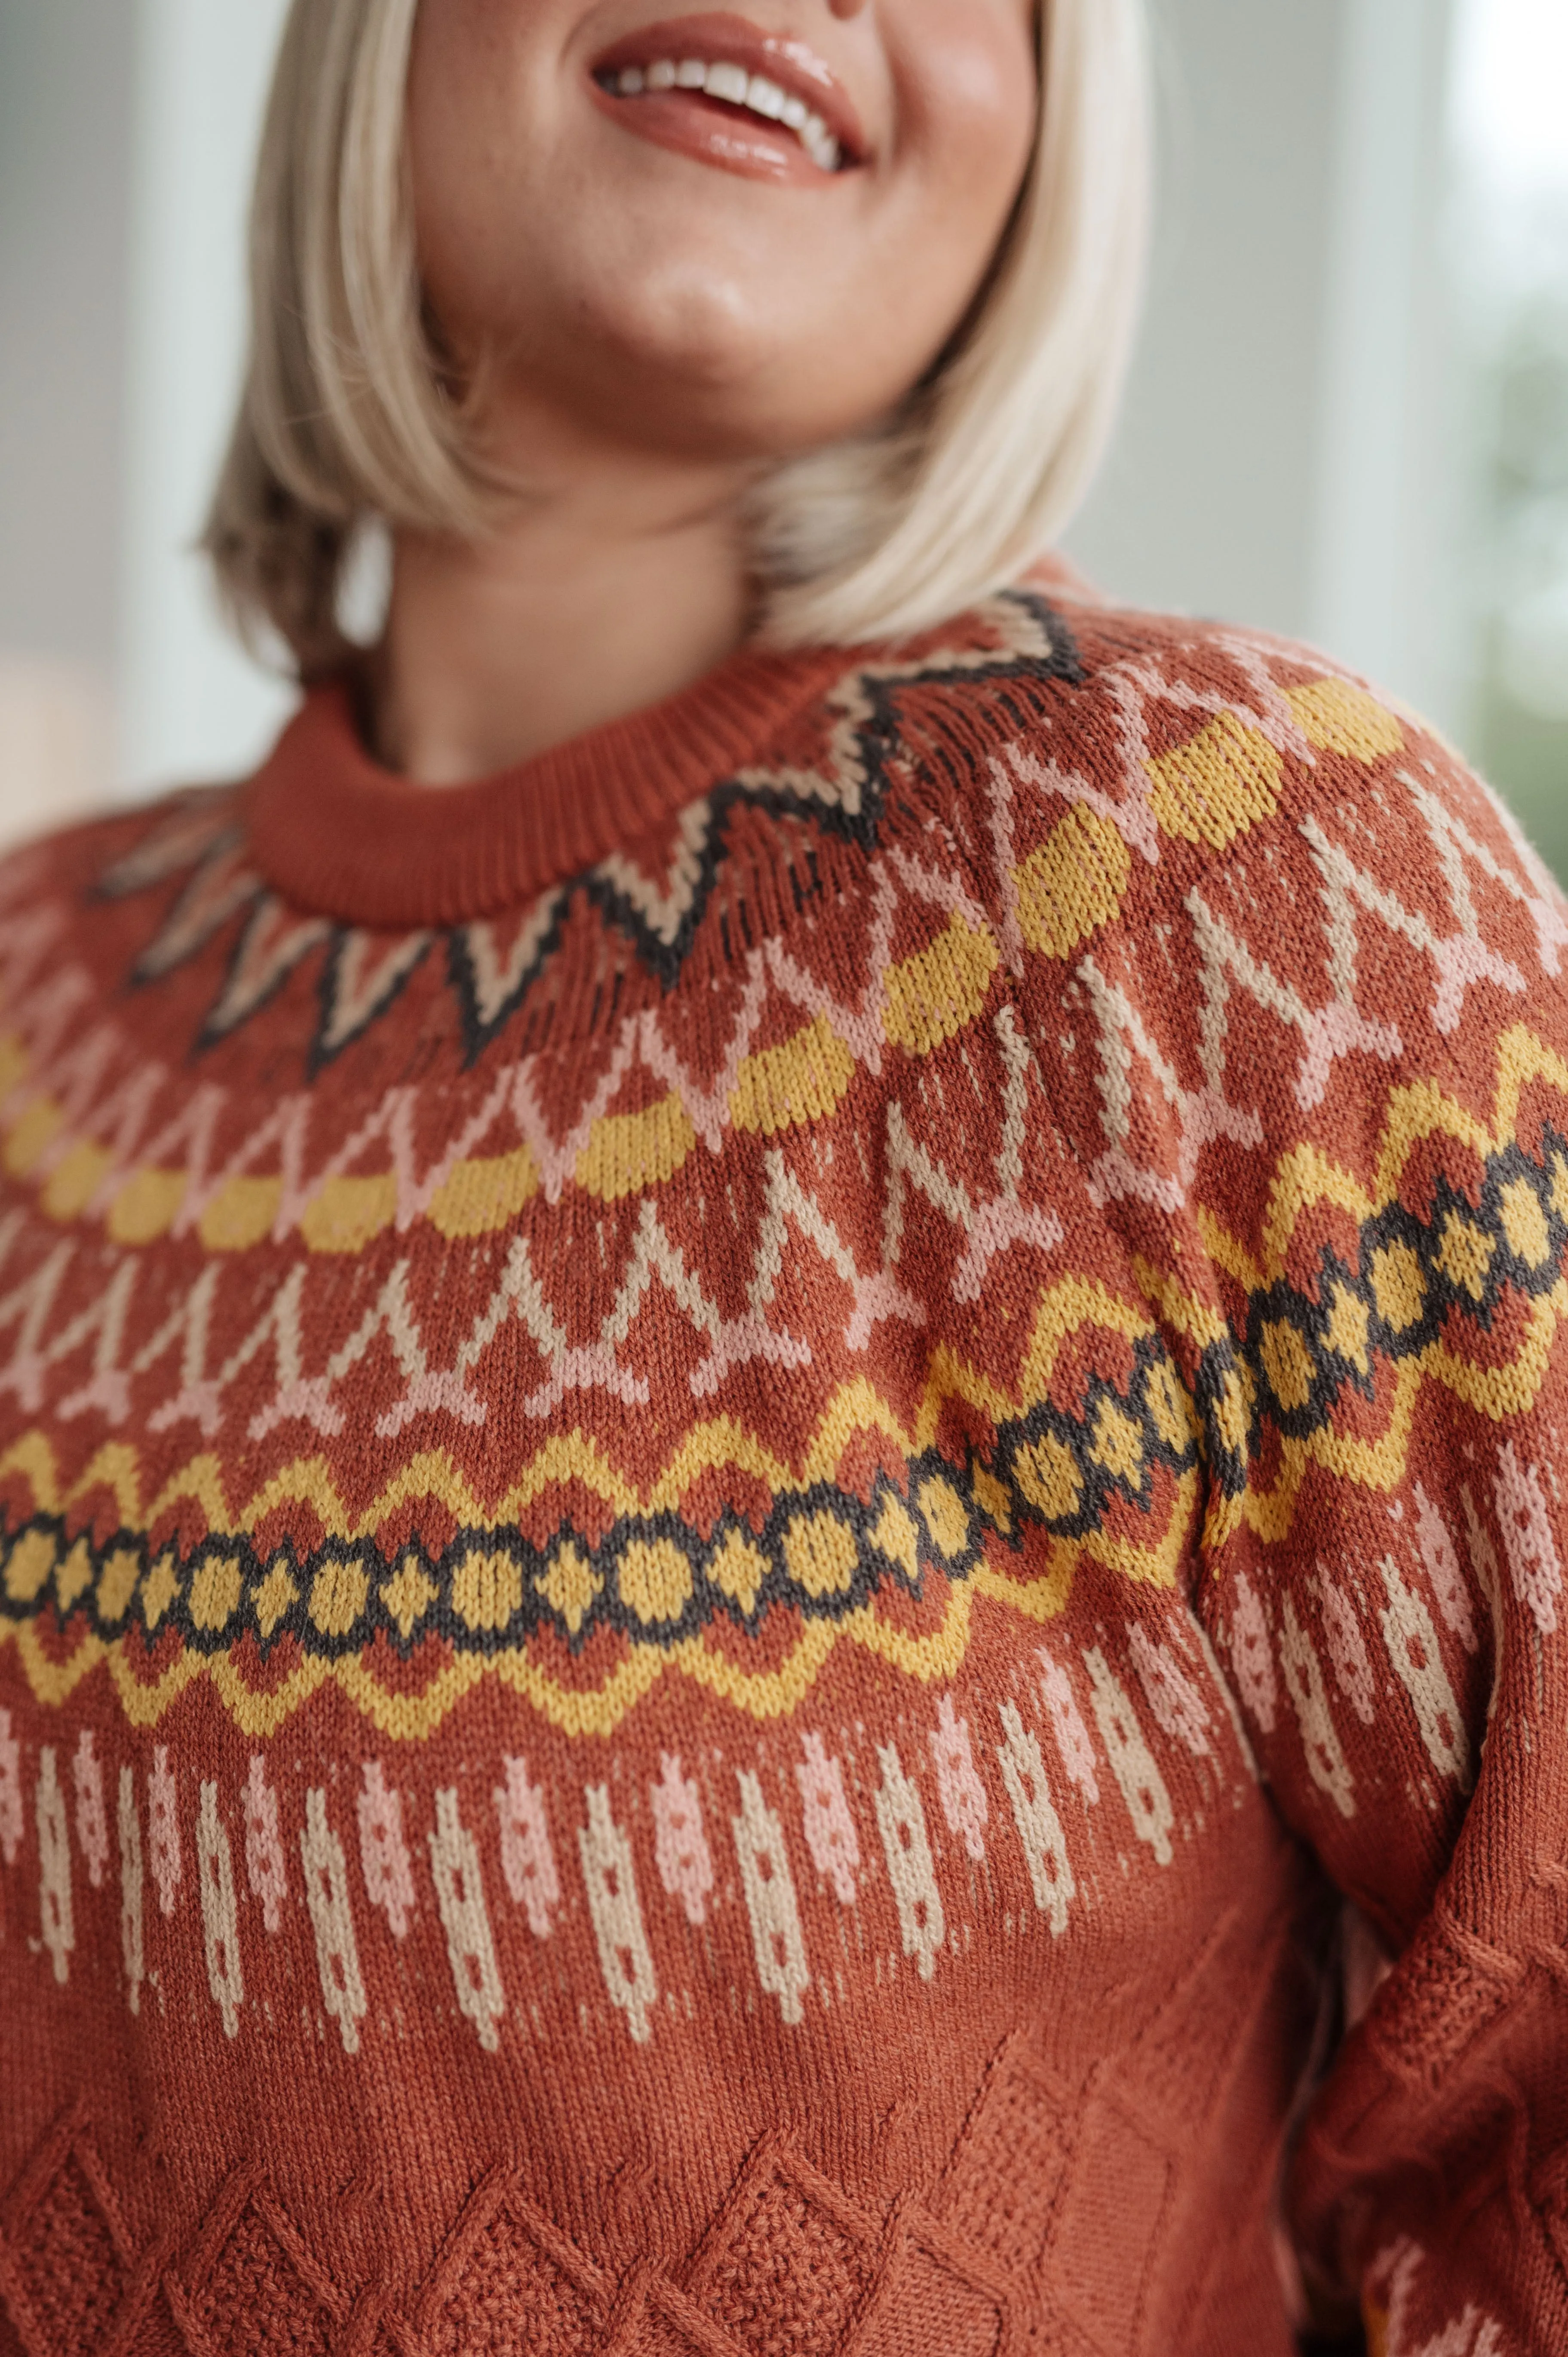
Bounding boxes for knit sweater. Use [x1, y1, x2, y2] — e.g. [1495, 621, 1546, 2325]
[3, 566, 1567, 2357]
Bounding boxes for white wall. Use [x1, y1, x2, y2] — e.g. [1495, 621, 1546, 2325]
[1069, 0, 1461, 733]
[0, 0, 135, 837]
[117, 0, 296, 795]
[1070, 0, 1348, 643]
[1309, 0, 1460, 730]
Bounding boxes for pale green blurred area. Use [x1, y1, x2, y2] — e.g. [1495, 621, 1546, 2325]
[1468, 295, 1568, 881]
[1449, 0, 1568, 882]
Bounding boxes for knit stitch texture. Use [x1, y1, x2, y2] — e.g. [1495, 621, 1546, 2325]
[2, 568, 1567, 2355]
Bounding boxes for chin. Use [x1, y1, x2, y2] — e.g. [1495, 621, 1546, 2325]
[552, 252, 840, 444]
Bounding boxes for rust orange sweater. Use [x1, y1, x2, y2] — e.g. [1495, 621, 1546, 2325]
[3, 574, 1568, 2357]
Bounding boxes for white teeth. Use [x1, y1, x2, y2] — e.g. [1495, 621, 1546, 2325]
[703, 59, 750, 104]
[801, 113, 839, 172]
[606, 55, 847, 170]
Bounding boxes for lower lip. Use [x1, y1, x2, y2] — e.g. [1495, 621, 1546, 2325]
[588, 82, 836, 187]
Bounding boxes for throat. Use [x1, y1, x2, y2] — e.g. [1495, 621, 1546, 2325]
[368, 495, 753, 787]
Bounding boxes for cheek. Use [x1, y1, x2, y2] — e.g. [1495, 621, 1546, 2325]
[406, 0, 541, 344]
[897, 2, 1039, 225]
[825, 4, 1034, 403]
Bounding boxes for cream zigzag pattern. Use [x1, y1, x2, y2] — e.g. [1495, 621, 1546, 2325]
[0, 859, 1010, 1258]
[0, 649, 1464, 1265]
[0, 1278, 1195, 1740]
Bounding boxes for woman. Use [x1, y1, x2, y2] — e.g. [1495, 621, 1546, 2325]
[0, 3, 1563, 2351]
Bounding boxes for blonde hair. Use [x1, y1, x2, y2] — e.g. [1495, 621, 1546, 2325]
[206, 0, 1150, 675]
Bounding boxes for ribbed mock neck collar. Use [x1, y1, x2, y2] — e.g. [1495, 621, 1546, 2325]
[243, 640, 846, 932]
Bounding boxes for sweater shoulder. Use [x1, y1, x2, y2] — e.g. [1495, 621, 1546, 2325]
[887, 588, 1540, 1000]
[878, 589, 1568, 1200]
[0, 782, 239, 923]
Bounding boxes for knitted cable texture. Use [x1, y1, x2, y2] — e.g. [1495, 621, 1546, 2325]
[2, 570, 1566, 2355]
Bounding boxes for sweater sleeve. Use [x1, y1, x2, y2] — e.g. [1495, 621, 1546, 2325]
[982, 616, 1568, 2352]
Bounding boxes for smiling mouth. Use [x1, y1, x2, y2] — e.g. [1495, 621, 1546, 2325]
[595, 55, 845, 174]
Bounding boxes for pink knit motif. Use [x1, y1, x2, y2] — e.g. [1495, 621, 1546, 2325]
[1126, 1625, 1212, 1759]
[797, 1732, 861, 1903]
[1494, 1444, 1563, 1636]
[1317, 1571, 1377, 1727]
[72, 1728, 109, 1889]
[1414, 1484, 1479, 1653]
[651, 1752, 715, 1926]
[495, 1755, 561, 1939]
[243, 1754, 289, 1933]
[929, 1695, 989, 1862]
[355, 1759, 417, 1940]
[1227, 1573, 1278, 1734]
[1036, 1649, 1100, 1804]
[148, 1745, 181, 1917]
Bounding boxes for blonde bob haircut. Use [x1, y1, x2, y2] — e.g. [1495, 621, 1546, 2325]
[206, 0, 1151, 678]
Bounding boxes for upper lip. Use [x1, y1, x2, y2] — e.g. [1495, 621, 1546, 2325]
[591, 12, 869, 163]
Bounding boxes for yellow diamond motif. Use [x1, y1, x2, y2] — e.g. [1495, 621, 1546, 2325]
[708, 1531, 769, 1617]
[1090, 1399, 1147, 1483]
[1261, 1322, 1316, 1414]
[1370, 1242, 1425, 1332]
[920, 1477, 970, 1562]
[107, 1168, 185, 1246]
[55, 1540, 96, 1614]
[381, 1556, 438, 1641]
[1500, 1178, 1552, 1269]
[141, 1552, 181, 1630]
[1146, 709, 1283, 850]
[4, 1531, 56, 1605]
[97, 1547, 142, 1624]
[253, 1562, 300, 1639]
[1015, 1433, 1083, 1522]
[1284, 678, 1405, 762]
[730, 1015, 857, 1138]
[1213, 1368, 1251, 1457]
[970, 1465, 1013, 1535]
[1324, 1285, 1371, 1376]
[41, 1139, 112, 1222]
[883, 913, 1000, 1058]
[871, 1494, 921, 1579]
[1145, 1360, 1198, 1454]
[1436, 1213, 1495, 1303]
[534, 1543, 602, 1637]
[1012, 805, 1132, 961]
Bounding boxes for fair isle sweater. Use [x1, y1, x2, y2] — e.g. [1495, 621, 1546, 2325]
[2, 566, 1568, 2357]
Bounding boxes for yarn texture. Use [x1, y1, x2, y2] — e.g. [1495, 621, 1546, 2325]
[2, 565, 1566, 2354]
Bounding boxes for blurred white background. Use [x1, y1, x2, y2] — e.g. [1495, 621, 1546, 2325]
[0, 0, 1565, 864]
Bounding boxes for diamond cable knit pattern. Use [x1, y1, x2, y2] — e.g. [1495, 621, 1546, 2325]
[2, 570, 1566, 2354]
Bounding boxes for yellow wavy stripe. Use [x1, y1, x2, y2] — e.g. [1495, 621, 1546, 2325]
[1199, 1027, 1568, 1291]
[1, 1574, 1012, 1741]
[1202, 1286, 1568, 1550]
[1130, 1255, 1230, 1352]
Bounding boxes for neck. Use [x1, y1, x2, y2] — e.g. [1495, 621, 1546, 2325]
[368, 432, 756, 786]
